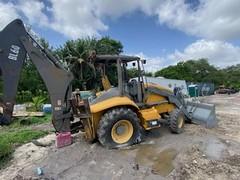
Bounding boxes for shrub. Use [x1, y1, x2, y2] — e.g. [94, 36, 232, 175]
[32, 96, 47, 111]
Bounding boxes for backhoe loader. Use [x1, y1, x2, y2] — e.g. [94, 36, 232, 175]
[0, 19, 216, 148]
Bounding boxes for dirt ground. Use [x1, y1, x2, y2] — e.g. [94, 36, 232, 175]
[1, 94, 240, 180]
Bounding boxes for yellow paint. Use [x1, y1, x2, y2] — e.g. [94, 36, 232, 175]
[88, 97, 138, 139]
[139, 107, 160, 121]
[85, 82, 177, 141]
[139, 107, 161, 130]
[82, 117, 95, 142]
[96, 92, 102, 97]
[145, 93, 166, 104]
[101, 75, 111, 91]
[144, 86, 176, 114]
[111, 120, 134, 144]
[90, 96, 139, 113]
[155, 103, 175, 114]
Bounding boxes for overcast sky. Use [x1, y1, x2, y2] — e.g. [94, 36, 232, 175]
[1, 0, 240, 72]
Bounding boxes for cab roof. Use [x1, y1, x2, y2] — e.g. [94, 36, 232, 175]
[94, 55, 140, 64]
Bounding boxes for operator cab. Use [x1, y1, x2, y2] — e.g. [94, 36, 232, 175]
[93, 55, 147, 104]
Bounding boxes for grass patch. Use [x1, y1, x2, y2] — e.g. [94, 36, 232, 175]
[9, 114, 51, 128]
[0, 129, 48, 169]
[0, 115, 51, 169]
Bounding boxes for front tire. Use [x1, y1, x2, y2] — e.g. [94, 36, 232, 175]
[97, 108, 142, 148]
[169, 108, 185, 134]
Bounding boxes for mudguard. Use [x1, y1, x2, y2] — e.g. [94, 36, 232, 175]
[90, 96, 139, 113]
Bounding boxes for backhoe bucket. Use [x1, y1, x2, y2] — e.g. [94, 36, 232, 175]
[186, 101, 217, 128]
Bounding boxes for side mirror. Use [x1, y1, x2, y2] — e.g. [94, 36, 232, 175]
[132, 62, 136, 66]
[143, 59, 146, 64]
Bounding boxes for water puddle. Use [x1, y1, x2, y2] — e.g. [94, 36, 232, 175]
[135, 145, 177, 177]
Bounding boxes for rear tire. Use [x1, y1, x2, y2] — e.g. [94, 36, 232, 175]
[169, 108, 185, 134]
[97, 108, 142, 148]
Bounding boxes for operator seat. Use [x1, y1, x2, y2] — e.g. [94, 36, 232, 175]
[128, 79, 138, 101]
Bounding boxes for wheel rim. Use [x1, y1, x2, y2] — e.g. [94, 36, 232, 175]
[178, 116, 184, 128]
[111, 120, 134, 144]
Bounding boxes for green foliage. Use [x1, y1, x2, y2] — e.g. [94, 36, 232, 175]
[31, 96, 47, 111]
[16, 90, 32, 103]
[0, 129, 47, 145]
[144, 72, 153, 77]
[127, 68, 153, 79]
[96, 37, 123, 55]
[155, 59, 215, 81]
[0, 129, 47, 169]
[127, 68, 139, 79]
[1, 36, 123, 104]
[16, 90, 49, 104]
[0, 114, 51, 169]
[9, 115, 51, 128]
[223, 64, 240, 89]
[56, 36, 123, 90]
[18, 60, 47, 94]
[155, 59, 240, 89]
[105, 64, 118, 87]
[17, 39, 49, 103]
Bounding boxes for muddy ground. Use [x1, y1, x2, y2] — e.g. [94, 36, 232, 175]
[1, 94, 240, 180]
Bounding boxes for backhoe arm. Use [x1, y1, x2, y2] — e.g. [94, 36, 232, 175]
[0, 19, 74, 132]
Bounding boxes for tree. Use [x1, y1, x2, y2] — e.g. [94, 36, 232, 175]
[96, 37, 123, 55]
[17, 38, 50, 102]
[56, 36, 123, 90]
[144, 72, 153, 77]
[127, 68, 139, 79]
[154, 59, 229, 87]
[223, 64, 240, 89]
[18, 39, 51, 94]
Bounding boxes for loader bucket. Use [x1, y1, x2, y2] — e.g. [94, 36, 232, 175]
[186, 101, 217, 128]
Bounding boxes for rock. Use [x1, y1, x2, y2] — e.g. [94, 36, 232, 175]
[89, 160, 97, 166]
[32, 134, 55, 147]
[193, 160, 198, 164]
[90, 143, 97, 149]
[32, 140, 52, 147]
[133, 163, 139, 170]
[228, 150, 235, 156]
[36, 167, 44, 176]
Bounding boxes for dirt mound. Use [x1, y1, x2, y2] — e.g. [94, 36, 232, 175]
[171, 143, 240, 180]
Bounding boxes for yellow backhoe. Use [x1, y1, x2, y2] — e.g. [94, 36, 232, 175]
[0, 19, 216, 148]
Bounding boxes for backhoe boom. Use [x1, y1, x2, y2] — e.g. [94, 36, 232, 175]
[0, 19, 73, 132]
